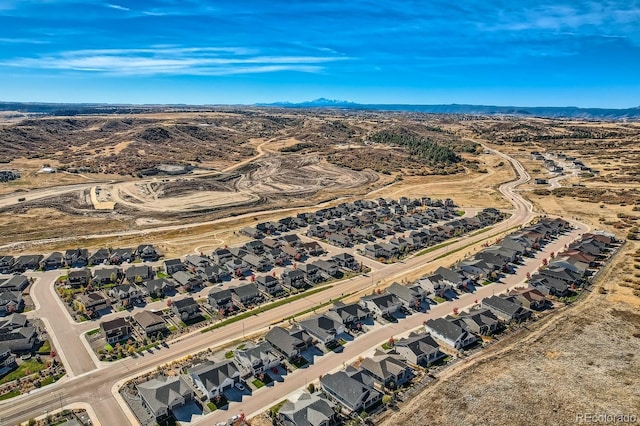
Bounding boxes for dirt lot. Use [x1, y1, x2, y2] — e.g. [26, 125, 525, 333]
[382, 242, 640, 426]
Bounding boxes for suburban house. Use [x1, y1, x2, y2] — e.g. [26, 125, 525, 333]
[109, 248, 134, 264]
[424, 317, 478, 350]
[230, 283, 263, 306]
[507, 287, 550, 310]
[360, 353, 413, 389]
[92, 267, 123, 286]
[282, 268, 306, 289]
[0, 256, 14, 274]
[163, 259, 186, 275]
[320, 368, 382, 414]
[207, 288, 235, 312]
[359, 293, 402, 318]
[0, 290, 22, 316]
[197, 265, 227, 283]
[212, 248, 233, 265]
[456, 309, 501, 335]
[302, 242, 324, 256]
[395, 332, 445, 366]
[482, 295, 532, 323]
[243, 254, 271, 272]
[184, 255, 211, 269]
[100, 317, 131, 344]
[133, 310, 166, 336]
[529, 275, 571, 297]
[0, 313, 36, 351]
[328, 301, 371, 330]
[311, 260, 340, 278]
[137, 375, 194, 420]
[64, 249, 88, 268]
[143, 278, 174, 299]
[188, 360, 241, 399]
[417, 274, 454, 298]
[108, 284, 143, 305]
[278, 392, 337, 426]
[75, 292, 109, 316]
[298, 263, 321, 283]
[255, 275, 282, 296]
[11, 255, 42, 272]
[137, 245, 161, 262]
[67, 268, 92, 288]
[265, 326, 313, 360]
[88, 248, 110, 266]
[171, 297, 200, 321]
[233, 341, 281, 376]
[331, 253, 359, 270]
[125, 265, 153, 283]
[172, 271, 203, 291]
[0, 275, 30, 293]
[386, 282, 426, 310]
[40, 252, 64, 270]
[298, 314, 345, 346]
[0, 343, 17, 375]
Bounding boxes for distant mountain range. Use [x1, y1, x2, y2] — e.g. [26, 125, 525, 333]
[1, 99, 639, 120]
[257, 98, 640, 120]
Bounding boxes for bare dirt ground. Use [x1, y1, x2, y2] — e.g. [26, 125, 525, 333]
[382, 242, 640, 426]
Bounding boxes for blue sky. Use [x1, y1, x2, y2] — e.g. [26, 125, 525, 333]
[0, 0, 639, 107]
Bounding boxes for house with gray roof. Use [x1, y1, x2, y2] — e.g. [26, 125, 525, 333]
[278, 392, 337, 426]
[230, 283, 263, 306]
[100, 317, 131, 344]
[163, 258, 186, 275]
[92, 267, 123, 286]
[456, 309, 501, 335]
[320, 369, 382, 414]
[0, 313, 35, 350]
[171, 297, 200, 321]
[395, 332, 445, 366]
[188, 360, 240, 399]
[172, 271, 203, 291]
[298, 314, 345, 346]
[40, 252, 63, 270]
[265, 326, 313, 360]
[137, 375, 194, 419]
[360, 353, 413, 389]
[481, 295, 532, 323]
[359, 293, 402, 318]
[143, 278, 174, 299]
[234, 341, 281, 376]
[424, 318, 477, 350]
[328, 301, 371, 330]
[208, 288, 235, 312]
[133, 310, 166, 336]
[0, 275, 29, 293]
[255, 275, 282, 296]
[386, 282, 426, 310]
[63, 249, 88, 268]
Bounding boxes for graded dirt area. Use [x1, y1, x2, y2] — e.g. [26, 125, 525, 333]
[382, 242, 640, 426]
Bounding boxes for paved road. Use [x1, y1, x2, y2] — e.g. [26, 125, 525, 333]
[0, 145, 542, 425]
[27, 270, 98, 377]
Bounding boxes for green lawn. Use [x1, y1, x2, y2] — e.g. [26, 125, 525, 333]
[270, 400, 287, 414]
[156, 272, 169, 279]
[381, 342, 394, 350]
[224, 351, 234, 359]
[252, 378, 265, 388]
[167, 325, 178, 332]
[40, 376, 56, 386]
[290, 357, 308, 369]
[0, 389, 20, 401]
[433, 296, 447, 304]
[0, 359, 47, 385]
[87, 328, 100, 336]
[104, 343, 114, 352]
[37, 340, 52, 354]
[207, 402, 216, 411]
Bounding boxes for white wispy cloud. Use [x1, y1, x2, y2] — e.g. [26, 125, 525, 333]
[0, 37, 49, 44]
[106, 3, 129, 11]
[0, 46, 348, 76]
